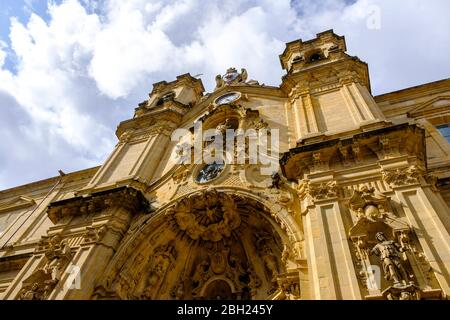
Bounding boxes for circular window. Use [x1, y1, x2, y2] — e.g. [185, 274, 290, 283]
[214, 92, 241, 106]
[196, 162, 225, 183]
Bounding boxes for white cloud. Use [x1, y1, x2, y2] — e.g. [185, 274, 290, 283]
[0, 0, 449, 189]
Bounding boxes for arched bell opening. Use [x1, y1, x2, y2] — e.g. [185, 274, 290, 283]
[101, 189, 300, 300]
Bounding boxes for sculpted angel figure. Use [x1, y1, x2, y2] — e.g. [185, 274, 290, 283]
[215, 74, 225, 90]
[240, 68, 248, 83]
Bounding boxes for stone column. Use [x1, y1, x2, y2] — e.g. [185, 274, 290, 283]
[292, 89, 321, 142]
[299, 180, 362, 299]
[386, 180, 450, 297]
[6, 187, 149, 300]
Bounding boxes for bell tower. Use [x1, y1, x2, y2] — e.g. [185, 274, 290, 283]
[280, 30, 387, 145]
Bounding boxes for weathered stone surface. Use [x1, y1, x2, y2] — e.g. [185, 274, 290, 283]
[1, 30, 450, 300]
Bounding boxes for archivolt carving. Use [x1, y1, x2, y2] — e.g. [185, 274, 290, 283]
[94, 189, 301, 300]
[171, 189, 241, 241]
[140, 242, 177, 299]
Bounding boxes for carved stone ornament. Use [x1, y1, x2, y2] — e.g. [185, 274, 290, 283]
[215, 67, 248, 90]
[274, 272, 301, 300]
[82, 225, 108, 244]
[190, 249, 251, 299]
[297, 180, 339, 201]
[370, 232, 413, 286]
[141, 242, 177, 300]
[47, 187, 150, 224]
[348, 185, 389, 221]
[18, 234, 73, 300]
[381, 165, 424, 188]
[382, 283, 421, 300]
[170, 189, 241, 242]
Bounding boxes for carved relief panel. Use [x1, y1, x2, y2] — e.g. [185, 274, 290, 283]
[96, 190, 299, 300]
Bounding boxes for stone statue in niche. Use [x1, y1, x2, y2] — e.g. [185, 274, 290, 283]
[142, 243, 176, 299]
[143, 258, 169, 297]
[192, 258, 210, 293]
[255, 231, 279, 284]
[261, 246, 278, 280]
[229, 254, 246, 275]
[170, 272, 186, 300]
[370, 232, 411, 286]
[248, 266, 262, 298]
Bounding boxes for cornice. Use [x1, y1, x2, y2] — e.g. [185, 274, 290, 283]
[280, 56, 371, 96]
[47, 186, 150, 224]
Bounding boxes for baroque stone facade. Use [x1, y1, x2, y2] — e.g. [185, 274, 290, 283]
[1, 30, 450, 300]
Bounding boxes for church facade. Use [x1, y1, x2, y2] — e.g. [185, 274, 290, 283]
[1, 30, 450, 300]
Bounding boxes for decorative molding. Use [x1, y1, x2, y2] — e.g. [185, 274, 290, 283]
[18, 234, 73, 300]
[281, 123, 426, 180]
[0, 196, 36, 213]
[348, 186, 389, 221]
[297, 180, 339, 201]
[170, 189, 240, 242]
[381, 165, 424, 188]
[47, 187, 150, 224]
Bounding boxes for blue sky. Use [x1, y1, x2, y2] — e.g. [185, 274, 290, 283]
[0, 0, 449, 190]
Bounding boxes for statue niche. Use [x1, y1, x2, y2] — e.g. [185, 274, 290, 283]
[370, 232, 412, 287]
[347, 185, 439, 300]
[254, 229, 281, 293]
[138, 242, 177, 300]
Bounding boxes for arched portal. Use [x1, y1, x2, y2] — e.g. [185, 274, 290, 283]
[97, 189, 300, 300]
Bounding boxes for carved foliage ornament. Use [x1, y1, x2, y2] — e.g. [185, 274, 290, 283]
[190, 249, 252, 299]
[348, 186, 389, 221]
[47, 187, 149, 224]
[381, 165, 424, 188]
[19, 234, 73, 300]
[170, 189, 241, 242]
[297, 180, 339, 201]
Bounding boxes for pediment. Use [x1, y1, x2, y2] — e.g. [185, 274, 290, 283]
[407, 95, 450, 117]
[0, 195, 36, 213]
